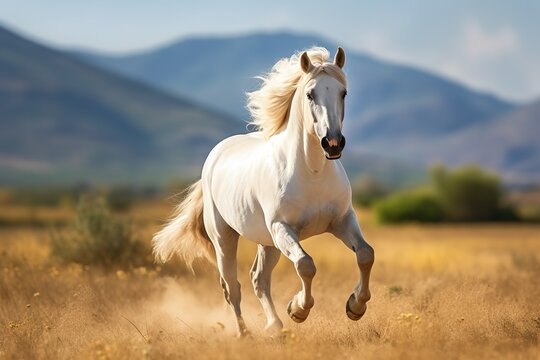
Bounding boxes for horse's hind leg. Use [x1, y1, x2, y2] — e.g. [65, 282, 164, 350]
[204, 205, 246, 336]
[250, 245, 282, 334]
[215, 232, 246, 336]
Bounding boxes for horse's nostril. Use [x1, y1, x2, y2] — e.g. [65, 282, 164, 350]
[321, 135, 345, 152]
[321, 137, 330, 149]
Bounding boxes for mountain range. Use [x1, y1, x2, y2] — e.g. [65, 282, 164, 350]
[427, 100, 540, 182]
[1, 24, 538, 185]
[74, 32, 514, 140]
[0, 24, 242, 185]
[74, 33, 539, 182]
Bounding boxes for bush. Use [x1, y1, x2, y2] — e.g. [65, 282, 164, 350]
[375, 189, 445, 223]
[50, 196, 147, 268]
[375, 165, 520, 223]
[494, 205, 521, 221]
[431, 165, 503, 221]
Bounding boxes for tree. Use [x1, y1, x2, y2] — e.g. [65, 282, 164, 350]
[431, 165, 502, 221]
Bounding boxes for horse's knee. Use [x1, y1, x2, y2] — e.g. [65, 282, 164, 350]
[295, 255, 316, 279]
[249, 267, 257, 284]
[250, 271, 264, 297]
[220, 277, 231, 304]
[356, 244, 374, 270]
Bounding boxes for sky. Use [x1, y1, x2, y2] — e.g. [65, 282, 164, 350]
[1, 0, 539, 103]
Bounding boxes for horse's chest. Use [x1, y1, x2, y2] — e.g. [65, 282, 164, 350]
[279, 185, 344, 238]
[298, 204, 340, 240]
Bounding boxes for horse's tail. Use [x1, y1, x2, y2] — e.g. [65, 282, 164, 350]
[152, 180, 216, 269]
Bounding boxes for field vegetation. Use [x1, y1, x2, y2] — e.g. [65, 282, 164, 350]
[1, 190, 539, 359]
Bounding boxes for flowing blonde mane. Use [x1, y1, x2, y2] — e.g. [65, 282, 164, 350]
[247, 47, 347, 137]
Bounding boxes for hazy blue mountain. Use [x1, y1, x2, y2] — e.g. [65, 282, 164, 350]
[0, 26, 422, 186]
[0, 24, 241, 185]
[73, 32, 515, 143]
[423, 100, 540, 183]
[73, 32, 540, 182]
[73, 33, 328, 121]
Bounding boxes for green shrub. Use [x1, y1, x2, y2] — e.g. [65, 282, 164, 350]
[50, 196, 147, 268]
[494, 204, 521, 222]
[375, 165, 520, 223]
[431, 165, 503, 221]
[375, 189, 445, 223]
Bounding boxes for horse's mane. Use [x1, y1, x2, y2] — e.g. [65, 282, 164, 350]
[246, 47, 347, 138]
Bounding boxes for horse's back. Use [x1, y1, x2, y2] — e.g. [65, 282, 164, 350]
[202, 132, 269, 184]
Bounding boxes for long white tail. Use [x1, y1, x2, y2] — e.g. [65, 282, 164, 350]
[152, 180, 215, 268]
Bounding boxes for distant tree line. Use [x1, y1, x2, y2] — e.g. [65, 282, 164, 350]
[0, 181, 193, 211]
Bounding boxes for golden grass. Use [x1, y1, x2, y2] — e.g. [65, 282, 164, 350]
[1, 204, 539, 359]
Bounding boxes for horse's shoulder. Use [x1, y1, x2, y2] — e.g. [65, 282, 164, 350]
[206, 133, 264, 163]
[217, 132, 264, 148]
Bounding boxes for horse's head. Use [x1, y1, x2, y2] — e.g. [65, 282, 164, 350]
[300, 48, 347, 160]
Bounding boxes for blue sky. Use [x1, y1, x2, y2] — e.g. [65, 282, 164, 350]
[1, 0, 538, 102]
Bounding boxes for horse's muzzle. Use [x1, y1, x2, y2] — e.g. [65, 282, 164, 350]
[321, 135, 346, 160]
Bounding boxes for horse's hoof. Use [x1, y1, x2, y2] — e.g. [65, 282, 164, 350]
[236, 328, 251, 338]
[287, 299, 310, 323]
[346, 294, 366, 321]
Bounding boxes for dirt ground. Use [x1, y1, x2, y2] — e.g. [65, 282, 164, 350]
[1, 204, 539, 359]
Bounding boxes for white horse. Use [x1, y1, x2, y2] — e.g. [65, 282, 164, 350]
[153, 47, 374, 337]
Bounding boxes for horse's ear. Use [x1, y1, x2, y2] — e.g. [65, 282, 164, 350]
[300, 52, 313, 73]
[334, 47, 346, 68]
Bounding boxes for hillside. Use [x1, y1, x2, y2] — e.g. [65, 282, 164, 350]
[74, 32, 515, 146]
[424, 100, 540, 183]
[73, 32, 540, 183]
[0, 25, 241, 185]
[3, 24, 536, 185]
[73, 33, 330, 120]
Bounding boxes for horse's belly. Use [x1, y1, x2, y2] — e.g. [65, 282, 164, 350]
[239, 219, 274, 246]
[213, 189, 274, 246]
[228, 207, 274, 246]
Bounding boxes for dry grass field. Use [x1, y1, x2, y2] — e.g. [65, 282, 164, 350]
[1, 202, 539, 359]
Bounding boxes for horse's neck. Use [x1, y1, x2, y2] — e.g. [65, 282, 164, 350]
[301, 126, 327, 174]
[281, 98, 328, 176]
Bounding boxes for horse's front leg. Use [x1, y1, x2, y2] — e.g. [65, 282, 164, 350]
[271, 221, 316, 323]
[331, 209, 375, 320]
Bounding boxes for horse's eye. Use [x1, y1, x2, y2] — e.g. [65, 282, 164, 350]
[306, 93, 313, 101]
[342, 90, 347, 99]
